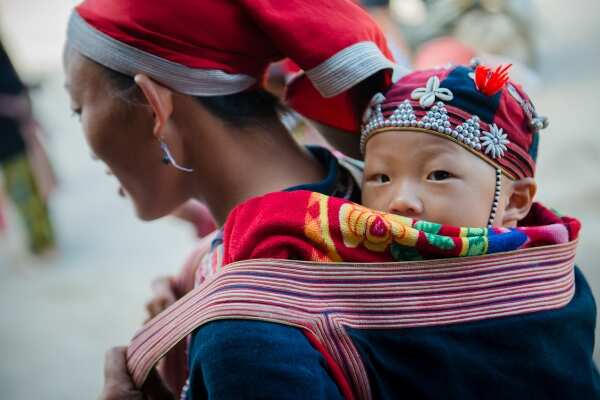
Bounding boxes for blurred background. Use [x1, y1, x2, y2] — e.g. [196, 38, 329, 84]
[0, 0, 599, 398]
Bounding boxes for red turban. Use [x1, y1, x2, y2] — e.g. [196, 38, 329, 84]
[67, 0, 400, 132]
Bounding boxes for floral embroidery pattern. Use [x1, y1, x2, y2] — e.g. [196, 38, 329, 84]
[339, 202, 417, 252]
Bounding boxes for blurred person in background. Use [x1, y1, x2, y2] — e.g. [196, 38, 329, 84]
[392, 0, 536, 65]
[0, 38, 56, 256]
[360, 0, 539, 88]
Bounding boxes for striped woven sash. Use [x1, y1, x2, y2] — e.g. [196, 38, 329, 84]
[127, 240, 577, 400]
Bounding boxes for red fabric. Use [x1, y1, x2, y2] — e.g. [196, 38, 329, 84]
[286, 75, 385, 132]
[75, 0, 394, 132]
[494, 82, 537, 177]
[223, 191, 390, 265]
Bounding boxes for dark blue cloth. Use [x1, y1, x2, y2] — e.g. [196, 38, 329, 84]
[186, 147, 358, 399]
[346, 267, 600, 399]
[188, 321, 344, 399]
[188, 266, 600, 399]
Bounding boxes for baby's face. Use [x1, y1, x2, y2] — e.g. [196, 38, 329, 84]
[362, 131, 508, 228]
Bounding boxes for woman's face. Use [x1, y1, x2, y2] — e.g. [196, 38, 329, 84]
[64, 49, 190, 220]
[362, 131, 510, 228]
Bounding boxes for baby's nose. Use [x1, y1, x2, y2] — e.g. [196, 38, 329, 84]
[387, 190, 423, 218]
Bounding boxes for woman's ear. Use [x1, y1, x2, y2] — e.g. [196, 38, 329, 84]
[501, 177, 537, 226]
[134, 74, 173, 138]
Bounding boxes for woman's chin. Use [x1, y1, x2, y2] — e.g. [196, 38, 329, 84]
[132, 201, 169, 222]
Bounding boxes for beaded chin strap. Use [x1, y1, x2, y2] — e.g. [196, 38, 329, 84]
[488, 168, 502, 228]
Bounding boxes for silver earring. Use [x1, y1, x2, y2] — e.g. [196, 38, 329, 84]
[159, 140, 194, 173]
[487, 168, 502, 228]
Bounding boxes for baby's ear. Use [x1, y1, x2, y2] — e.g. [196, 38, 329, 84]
[501, 177, 537, 226]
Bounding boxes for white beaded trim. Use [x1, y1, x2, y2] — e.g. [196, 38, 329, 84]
[360, 98, 493, 155]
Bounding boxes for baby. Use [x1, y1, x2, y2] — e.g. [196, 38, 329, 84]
[360, 62, 542, 230]
[221, 62, 578, 265]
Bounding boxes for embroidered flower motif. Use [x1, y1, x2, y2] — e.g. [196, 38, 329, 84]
[481, 123, 510, 159]
[339, 203, 417, 252]
[411, 76, 453, 108]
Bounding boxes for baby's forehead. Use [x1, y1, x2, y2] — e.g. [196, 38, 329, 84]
[366, 130, 465, 158]
[365, 130, 496, 175]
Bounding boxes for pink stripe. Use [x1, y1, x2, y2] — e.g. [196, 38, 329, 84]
[128, 256, 572, 363]
[127, 258, 572, 370]
[130, 240, 573, 343]
[129, 248, 576, 370]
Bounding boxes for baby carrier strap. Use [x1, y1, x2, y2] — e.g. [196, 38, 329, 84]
[127, 240, 577, 400]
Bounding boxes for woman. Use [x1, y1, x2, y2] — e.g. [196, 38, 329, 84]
[63, 0, 395, 398]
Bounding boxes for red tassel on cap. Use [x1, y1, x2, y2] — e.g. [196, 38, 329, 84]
[474, 64, 512, 96]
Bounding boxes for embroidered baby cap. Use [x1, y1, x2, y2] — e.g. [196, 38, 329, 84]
[360, 62, 549, 179]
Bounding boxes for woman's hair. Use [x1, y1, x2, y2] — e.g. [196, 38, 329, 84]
[104, 67, 282, 128]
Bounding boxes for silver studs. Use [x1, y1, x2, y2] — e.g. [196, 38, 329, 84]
[487, 168, 503, 228]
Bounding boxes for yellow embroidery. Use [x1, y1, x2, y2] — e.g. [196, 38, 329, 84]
[304, 192, 342, 262]
[339, 203, 418, 252]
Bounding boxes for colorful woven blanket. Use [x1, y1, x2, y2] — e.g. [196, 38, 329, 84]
[222, 190, 580, 265]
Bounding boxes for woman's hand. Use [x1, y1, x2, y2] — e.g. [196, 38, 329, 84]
[145, 277, 177, 323]
[99, 347, 175, 400]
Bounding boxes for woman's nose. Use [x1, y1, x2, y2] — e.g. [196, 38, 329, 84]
[387, 186, 423, 218]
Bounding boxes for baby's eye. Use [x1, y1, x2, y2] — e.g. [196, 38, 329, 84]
[427, 170, 452, 181]
[373, 174, 391, 183]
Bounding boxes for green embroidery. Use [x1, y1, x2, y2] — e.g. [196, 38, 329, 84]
[425, 233, 455, 250]
[462, 227, 487, 237]
[414, 220, 442, 234]
[464, 236, 488, 256]
[391, 244, 423, 261]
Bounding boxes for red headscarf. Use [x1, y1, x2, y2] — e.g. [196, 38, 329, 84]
[67, 0, 399, 132]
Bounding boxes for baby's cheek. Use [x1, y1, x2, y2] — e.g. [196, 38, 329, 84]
[361, 186, 385, 212]
[424, 189, 490, 227]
